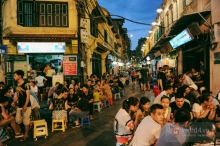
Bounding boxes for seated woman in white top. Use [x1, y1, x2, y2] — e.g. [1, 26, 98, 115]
[192, 93, 217, 121]
[187, 118, 215, 145]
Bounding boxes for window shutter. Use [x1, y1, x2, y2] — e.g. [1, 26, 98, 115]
[95, 22, 98, 38]
[17, 0, 24, 25]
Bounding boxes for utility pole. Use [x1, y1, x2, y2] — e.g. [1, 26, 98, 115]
[76, 0, 88, 84]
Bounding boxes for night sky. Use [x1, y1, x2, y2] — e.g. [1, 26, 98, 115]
[99, 0, 163, 50]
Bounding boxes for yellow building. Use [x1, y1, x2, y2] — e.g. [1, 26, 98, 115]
[2, 0, 79, 84]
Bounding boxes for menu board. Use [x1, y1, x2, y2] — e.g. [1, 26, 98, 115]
[14, 61, 28, 79]
[63, 55, 77, 75]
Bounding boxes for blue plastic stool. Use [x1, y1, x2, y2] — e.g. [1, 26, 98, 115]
[81, 115, 90, 127]
[103, 100, 110, 107]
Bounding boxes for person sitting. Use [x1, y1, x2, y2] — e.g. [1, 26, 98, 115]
[47, 82, 60, 104]
[49, 89, 68, 122]
[30, 95, 40, 120]
[187, 118, 215, 145]
[160, 95, 171, 124]
[154, 85, 173, 104]
[134, 97, 150, 129]
[0, 96, 23, 138]
[62, 80, 69, 91]
[170, 92, 192, 121]
[156, 108, 191, 146]
[66, 88, 78, 108]
[69, 94, 90, 128]
[30, 81, 38, 96]
[131, 104, 164, 146]
[93, 89, 100, 103]
[82, 84, 94, 120]
[192, 93, 217, 121]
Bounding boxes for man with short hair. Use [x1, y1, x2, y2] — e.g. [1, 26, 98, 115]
[156, 108, 191, 146]
[154, 85, 173, 104]
[82, 84, 94, 120]
[132, 104, 164, 146]
[140, 65, 148, 91]
[11, 70, 31, 141]
[178, 74, 198, 90]
[170, 92, 192, 120]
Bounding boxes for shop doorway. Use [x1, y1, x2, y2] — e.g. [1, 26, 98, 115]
[92, 53, 101, 78]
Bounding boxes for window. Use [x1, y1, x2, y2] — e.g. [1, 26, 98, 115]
[17, 1, 68, 27]
[104, 30, 108, 43]
[90, 19, 98, 38]
[183, 0, 187, 9]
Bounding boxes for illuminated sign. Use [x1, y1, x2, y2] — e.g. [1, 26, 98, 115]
[17, 42, 66, 53]
[169, 29, 194, 49]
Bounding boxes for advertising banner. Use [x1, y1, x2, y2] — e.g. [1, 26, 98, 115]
[63, 55, 77, 75]
[52, 75, 64, 86]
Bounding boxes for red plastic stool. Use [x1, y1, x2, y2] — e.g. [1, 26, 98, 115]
[109, 97, 113, 105]
[153, 85, 159, 93]
[154, 90, 161, 97]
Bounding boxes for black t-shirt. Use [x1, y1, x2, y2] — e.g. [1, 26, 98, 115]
[170, 102, 191, 115]
[77, 98, 89, 112]
[83, 92, 93, 101]
[67, 94, 78, 107]
[117, 80, 124, 89]
[16, 82, 31, 108]
[200, 74, 206, 85]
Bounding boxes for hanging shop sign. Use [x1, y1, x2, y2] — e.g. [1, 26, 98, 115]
[17, 42, 66, 53]
[63, 55, 77, 75]
[0, 46, 7, 54]
[14, 61, 28, 79]
[169, 29, 194, 49]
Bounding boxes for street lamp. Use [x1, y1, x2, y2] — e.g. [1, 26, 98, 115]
[156, 8, 163, 13]
[152, 22, 157, 26]
[149, 30, 152, 33]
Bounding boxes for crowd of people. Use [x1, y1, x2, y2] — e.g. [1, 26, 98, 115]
[114, 63, 220, 146]
[0, 68, 127, 145]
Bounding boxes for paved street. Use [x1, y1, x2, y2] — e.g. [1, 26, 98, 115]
[4, 85, 154, 146]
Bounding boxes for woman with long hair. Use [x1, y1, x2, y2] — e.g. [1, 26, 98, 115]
[134, 97, 150, 129]
[114, 97, 139, 146]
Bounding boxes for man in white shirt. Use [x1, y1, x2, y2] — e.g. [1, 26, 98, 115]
[154, 85, 173, 104]
[132, 104, 164, 146]
[178, 74, 198, 90]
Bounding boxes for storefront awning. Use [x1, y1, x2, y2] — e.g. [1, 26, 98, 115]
[167, 11, 211, 36]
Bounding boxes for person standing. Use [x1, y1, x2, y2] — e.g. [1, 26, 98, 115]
[11, 70, 32, 142]
[140, 65, 148, 91]
[35, 73, 47, 102]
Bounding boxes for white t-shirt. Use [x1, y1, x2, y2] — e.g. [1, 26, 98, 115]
[30, 95, 40, 109]
[35, 76, 45, 87]
[31, 86, 38, 93]
[192, 103, 204, 117]
[132, 116, 161, 146]
[154, 91, 168, 104]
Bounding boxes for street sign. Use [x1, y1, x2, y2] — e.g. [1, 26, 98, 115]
[0, 46, 7, 54]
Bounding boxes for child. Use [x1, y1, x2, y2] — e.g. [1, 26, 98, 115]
[160, 95, 171, 123]
[134, 97, 150, 129]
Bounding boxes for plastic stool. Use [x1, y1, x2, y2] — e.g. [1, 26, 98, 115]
[93, 102, 102, 112]
[52, 119, 66, 132]
[33, 119, 48, 141]
[114, 93, 121, 100]
[153, 85, 159, 92]
[154, 90, 161, 97]
[103, 100, 110, 107]
[109, 97, 113, 105]
[81, 115, 91, 127]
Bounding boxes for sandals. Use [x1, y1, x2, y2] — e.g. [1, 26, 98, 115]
[20, 137, 29, 142]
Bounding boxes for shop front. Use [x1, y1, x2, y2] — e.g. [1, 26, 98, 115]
[4, 41, 79, 86]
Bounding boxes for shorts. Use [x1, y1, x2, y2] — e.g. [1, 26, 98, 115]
[15, 107, 32, 125]
[38, 86, 44, 94]
[46, 76, 52, 87]
[141, 78, 147, 84]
